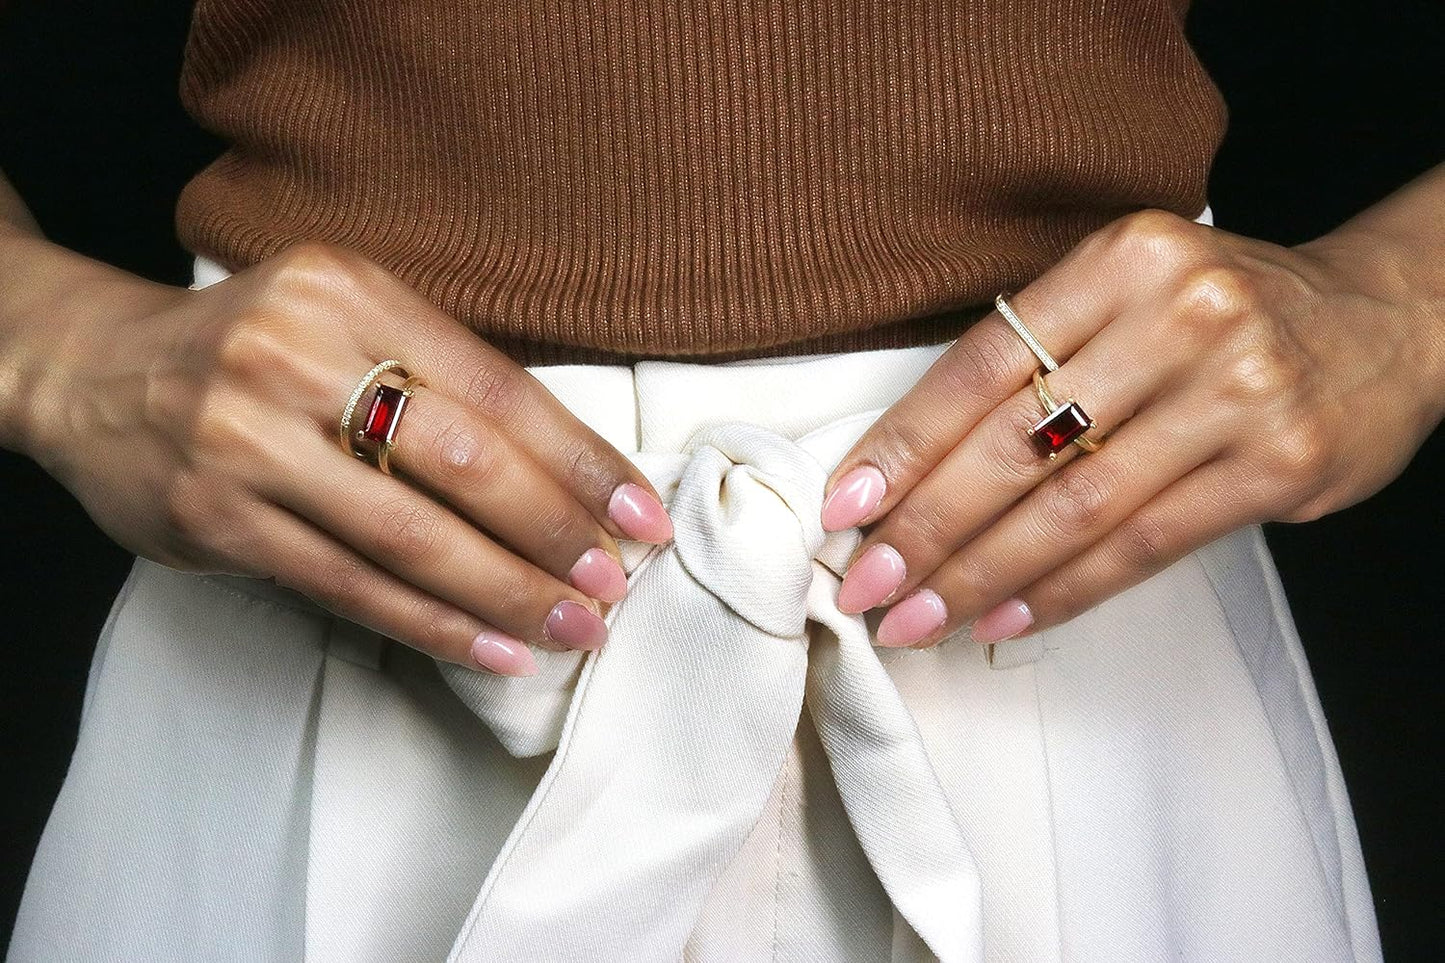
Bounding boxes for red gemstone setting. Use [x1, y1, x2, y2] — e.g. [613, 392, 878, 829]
[360, 382, 409, 443]
[1029, 401, 1092, 456]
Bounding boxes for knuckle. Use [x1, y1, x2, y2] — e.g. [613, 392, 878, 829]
[986, 399, 1049, 487]
[158, 475, 244, 568]
[1113, 208, 1198, 269]
[890, 498, 958, 559]
[271, 240, 362, 289]
[1117, 207, 1190, 243]
[1114, 511, 1171, 567]
[1217, 340, 1291, 407]
[1173, 265, 1257, 336]
[945, 324, 1024, 400]
[559, 438, 618, 499]
[213, 313, 297, 380]
[530, 500, 586, 553]
[1039, 570, 1089, 621]
[1041, 467, 1110, 533]
[198, 507, 252, 564]
[434, 416, 494, 482]
[950, 552, 1005, 604]
[395, 593, 456, 656]
[371, 497, 443, 565]
[300, 550, 372, 612]
[868, 415, 937, 478]
[476, 570, 546, 638]
[1072, 217, 1119, 257]
[1265, 430, 1328, 488]
[462, 363, 525, 421]
[261, 241, 382, 313]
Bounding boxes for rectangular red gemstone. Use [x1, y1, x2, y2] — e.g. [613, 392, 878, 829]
[1030, 401, 1092, 455]
[361, 383, 406, 442]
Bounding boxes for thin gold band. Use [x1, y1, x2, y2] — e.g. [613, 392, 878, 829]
[994, 293, 1060, 372]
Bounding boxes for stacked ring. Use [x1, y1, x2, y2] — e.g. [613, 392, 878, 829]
[994, 293, 1105, 459]
[994, 292, 1060, 372]
[339, 359, 426, 475]
[1028, 370, 1102, 459]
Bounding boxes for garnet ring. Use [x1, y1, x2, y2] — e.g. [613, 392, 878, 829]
[339, 359, 426, 475]
[1027, 369, 1103, 459]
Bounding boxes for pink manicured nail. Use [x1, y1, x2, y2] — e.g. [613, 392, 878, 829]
[821, 466, 886, 531]
[568, 547, 629, 603]
[971, 599, 1034, 644]
[837, 543, 907, 613]
[545, 599, 609, 650]
[470, 628, 538, 677]
[876, 588, 948, 647]
[608, 482, 674, 543]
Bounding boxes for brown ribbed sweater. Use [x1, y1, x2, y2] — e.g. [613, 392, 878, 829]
[175, 0, 1227, 365]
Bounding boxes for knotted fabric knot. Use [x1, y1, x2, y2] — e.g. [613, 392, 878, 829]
[435, 417, 983, 963]
[666, 420, 859, 639]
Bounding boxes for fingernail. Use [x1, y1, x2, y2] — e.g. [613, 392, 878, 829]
[470, 628, 538, 676]
[568, 547, 629, 603]
[876, 588, 948, 647]
[971, 598, 1034, 644]
[821, 465, 886, 532]
[608, 482, 674, 543]
[545, 599, 609, 650]
[837, 543, 907, 613]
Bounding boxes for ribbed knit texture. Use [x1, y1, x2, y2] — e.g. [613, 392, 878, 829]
[174, 0, 1227, 365]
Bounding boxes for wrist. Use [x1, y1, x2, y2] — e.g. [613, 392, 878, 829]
[1295, 162, 1445, 423]
[0, 230, 182, 459]
[1295, 222, 1445, 427]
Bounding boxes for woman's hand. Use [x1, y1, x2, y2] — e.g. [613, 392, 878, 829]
[8, 239, 674, 676]
[822, 179, 1445, 649]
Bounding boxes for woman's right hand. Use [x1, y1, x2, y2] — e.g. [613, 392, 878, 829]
[16, 241, 674, 677]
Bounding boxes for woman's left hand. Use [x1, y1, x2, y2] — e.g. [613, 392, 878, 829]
[821, 201, 1445, 649]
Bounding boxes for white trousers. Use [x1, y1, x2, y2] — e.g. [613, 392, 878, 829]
[11, 257, 1382, 962]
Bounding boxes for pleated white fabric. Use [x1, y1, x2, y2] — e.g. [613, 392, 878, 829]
[11, 250, 1383, 961]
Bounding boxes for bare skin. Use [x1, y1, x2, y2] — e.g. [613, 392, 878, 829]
[0, 171, 675, 678]
[4, 161, 1443, 671]
[823, 161, 1445, 648]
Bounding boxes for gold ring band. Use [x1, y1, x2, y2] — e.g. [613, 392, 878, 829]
[339, 359, 405, 454]
[994, 293, 1060, 372]
[1028, 369, 1103, 457]
[373, 374, 425, 475]
[340, 361, 425, 475]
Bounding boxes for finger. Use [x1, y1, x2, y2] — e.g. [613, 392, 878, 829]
[377, 381, 629, 604]
[837, 303, 1186, 615]
[820, 207, 1220, 533]
[820, 229, 1125, 532]
[322, 255, 673, 543]
[872, 389, 1226, 647]
[265, 430, 610, 653]
[966, 460, 1257, 645]
[246, 500, 540, 676]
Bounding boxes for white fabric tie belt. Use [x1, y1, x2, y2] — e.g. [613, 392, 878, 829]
[427, 415, 983, 961]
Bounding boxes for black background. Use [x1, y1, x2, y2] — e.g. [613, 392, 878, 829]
[2, 0, 1441, 958]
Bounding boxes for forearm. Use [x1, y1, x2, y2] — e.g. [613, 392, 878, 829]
[0, 168, 176, 457]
